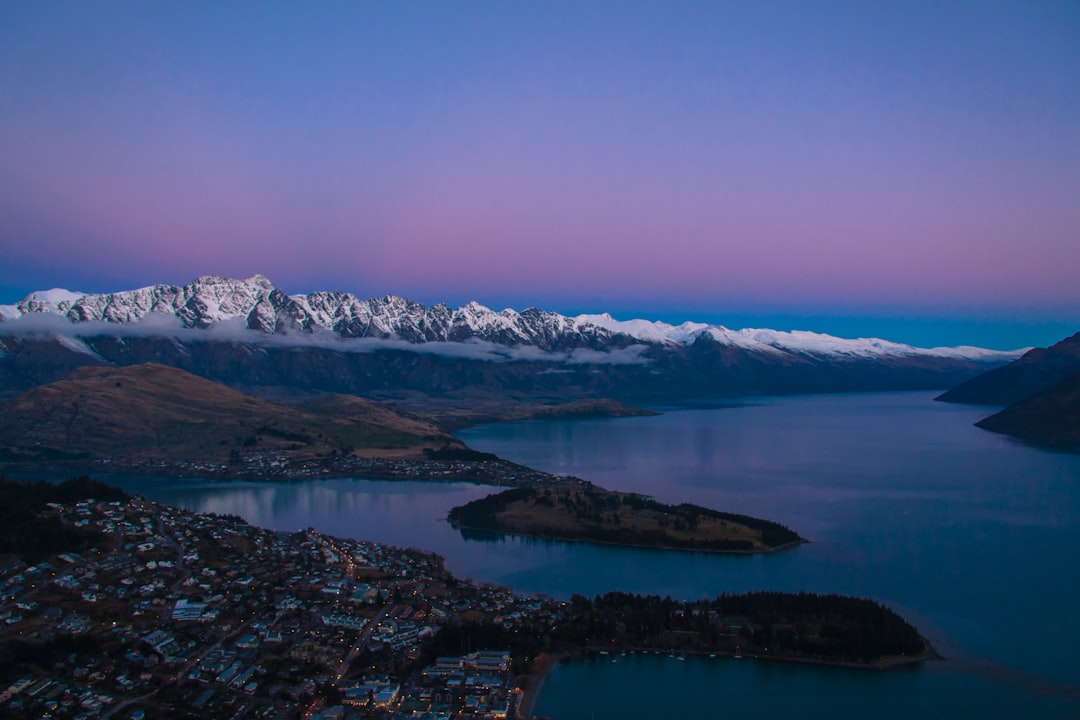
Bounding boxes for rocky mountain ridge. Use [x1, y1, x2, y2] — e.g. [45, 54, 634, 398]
[0, 274, 1024, 404]
[1, 274, 1021, 361]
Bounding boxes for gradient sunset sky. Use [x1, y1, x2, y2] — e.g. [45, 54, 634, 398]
[1, 1, 1077, 349]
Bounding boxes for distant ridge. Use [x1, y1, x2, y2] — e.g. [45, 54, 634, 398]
[935, 329, 1080, 449]
[937, 331, 1080, 406]
[975, 371, 1080, 449]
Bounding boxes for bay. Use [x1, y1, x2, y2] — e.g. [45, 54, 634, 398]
[464, 391, 1080, 717]
[104, 391, 1080, 718]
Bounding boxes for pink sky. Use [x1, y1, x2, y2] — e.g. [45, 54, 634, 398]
[1, 2, 1077, 348]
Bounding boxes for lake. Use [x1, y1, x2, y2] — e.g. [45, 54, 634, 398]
[105, 391, 1080, 718]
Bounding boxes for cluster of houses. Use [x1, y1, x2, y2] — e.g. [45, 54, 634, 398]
[1, 492, 567, 719]
[90, 452, 571, 486]
[311, 651, 516, 720]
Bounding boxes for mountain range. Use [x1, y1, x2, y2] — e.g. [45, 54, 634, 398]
[0, 274, 1023, 404]
[1, 273, 1016, 359]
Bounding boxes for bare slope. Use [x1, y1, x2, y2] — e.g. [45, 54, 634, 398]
[0, 363, 454, 464]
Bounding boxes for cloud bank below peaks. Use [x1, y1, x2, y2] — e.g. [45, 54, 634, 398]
[0, 313, 653, 365]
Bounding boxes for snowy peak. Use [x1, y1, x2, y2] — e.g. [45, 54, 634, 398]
[19, 288, 86, 315]
[0, 274, 1023, 362]
[5, 275, 289, 332]
[575, 313, 711, 345]
[572, 312, 1025, 361]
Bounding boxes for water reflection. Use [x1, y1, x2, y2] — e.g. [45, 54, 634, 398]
[100, 392, 1080, 716]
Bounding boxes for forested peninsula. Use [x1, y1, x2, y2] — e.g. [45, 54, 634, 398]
[448, 483, 804, 553]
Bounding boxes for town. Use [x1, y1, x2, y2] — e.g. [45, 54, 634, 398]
[0, 484, 565, 719]
[84, 453, 569, 487]
[0, 478, 933, 720]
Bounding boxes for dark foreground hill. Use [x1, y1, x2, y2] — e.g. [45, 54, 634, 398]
[0, 475, 127, 560]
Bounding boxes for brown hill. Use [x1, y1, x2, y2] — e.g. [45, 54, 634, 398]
[0, 363, 455, 465]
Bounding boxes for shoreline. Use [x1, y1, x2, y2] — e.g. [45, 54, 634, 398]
[517, 640, 940, 719]
[516, 651, 572, 720]
[583, 640, 939, 670]
[0, 457, 547, 486]
[450, 521, 808, 556]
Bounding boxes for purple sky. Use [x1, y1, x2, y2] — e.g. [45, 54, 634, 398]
[1, 2, 1078, 349]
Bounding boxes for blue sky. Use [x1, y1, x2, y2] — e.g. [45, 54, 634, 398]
[1, 1, 1077, 350]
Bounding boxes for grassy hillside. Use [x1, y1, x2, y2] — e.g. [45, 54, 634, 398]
[0, 363, 457, 465]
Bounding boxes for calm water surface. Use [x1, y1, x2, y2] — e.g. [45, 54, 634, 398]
[107, 392, 1080, 718]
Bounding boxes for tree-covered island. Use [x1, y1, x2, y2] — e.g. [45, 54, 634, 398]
[448, 482, 805, 552]
[437, 590, 932, 669]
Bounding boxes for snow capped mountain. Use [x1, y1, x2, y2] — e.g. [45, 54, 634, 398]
[573, 312, 1019, 361]
[0, 274, 1035, 403]
[574, 313, 712, 345]
[0, 274, 1023, 362]
[15, 288, 86, 315]
[3, 274, 284, 331]
[699, 327, 1006, 361]
[0, 275, 624, 352]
